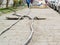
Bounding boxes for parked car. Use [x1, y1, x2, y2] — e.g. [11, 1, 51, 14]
[50, 0, 56, 8]
[58, 2, 60, 13]
[47, 0, 51, 7]
[47, 0, 56, 8]
[53, 0, 58, 10]
[53, 0, 60, 13]
[37, 0, 46, 6]
[47, 0, 60, 13]
[33, 0, 46, 6]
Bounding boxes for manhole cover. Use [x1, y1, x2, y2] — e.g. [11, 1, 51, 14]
[20, 16, 32, 20]
[34, 17, 46, 20]
[6, 17, 19, 20]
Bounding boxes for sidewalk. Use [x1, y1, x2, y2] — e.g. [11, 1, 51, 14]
[0, 7, 60, 45]
[0, 8, 32, 45]
[28, 8, 60, 45]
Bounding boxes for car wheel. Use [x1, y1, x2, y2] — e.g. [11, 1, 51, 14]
[58, 6, 60, 13]
[52, 4, 53, 8]
[53, 5, 56, 10]
[51, 4, 53, 8]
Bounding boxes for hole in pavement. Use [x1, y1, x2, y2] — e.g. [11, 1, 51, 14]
[20, 15, 32, 20]
[6, 16, 46, 20]
[33, 17, 46, 20]
[6, 17, 19, 20]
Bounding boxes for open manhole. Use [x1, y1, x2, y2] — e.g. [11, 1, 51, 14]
[6, 15, 46, 20]
[20, 15, 32, 20]
[6, 17, 19, 20]
[33, 17, 46, 20]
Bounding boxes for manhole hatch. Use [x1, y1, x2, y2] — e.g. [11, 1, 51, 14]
[20, 16, 32, 20]
[33, 17, 46, 20]
[6, 17, 19, 20]
[6, 16, 46, 20]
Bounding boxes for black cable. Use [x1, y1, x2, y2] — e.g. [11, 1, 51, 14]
[0, 8, 31, 36]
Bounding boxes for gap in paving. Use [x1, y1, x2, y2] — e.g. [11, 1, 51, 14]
[6, 16, 46, 20]
[20, 15, 32, 20]
[6, 17, 19, 20]
[33, 17, 46, 20]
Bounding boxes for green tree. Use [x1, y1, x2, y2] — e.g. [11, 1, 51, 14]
[19, 0, 23, 5]
[13, 0, 18, 7]
[0, 0, 3, 6]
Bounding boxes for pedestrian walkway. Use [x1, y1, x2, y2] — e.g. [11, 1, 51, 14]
[28, 8, 60, 45]
[0, 8, 32, 45]
[0, 7, 60, 45]
[0, 20, 31, 45]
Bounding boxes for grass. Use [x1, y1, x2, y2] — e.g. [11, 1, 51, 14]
[0, 7, 18, 14]
[0, 5, 27, 16]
